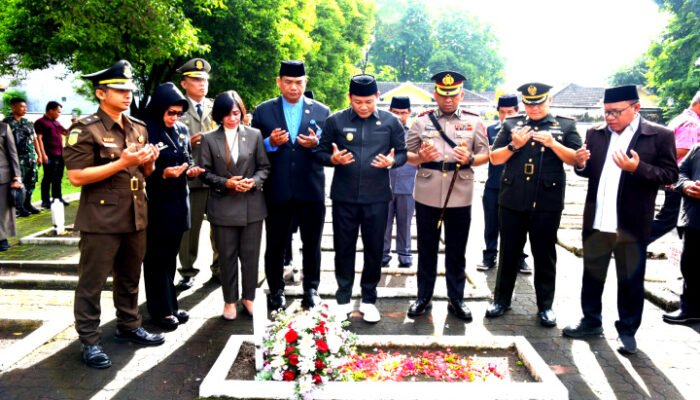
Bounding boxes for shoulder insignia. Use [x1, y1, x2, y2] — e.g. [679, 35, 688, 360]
[66, 128, 81, 146]
[554, 114, 575, 121]
[128, 115, 147, 126]
[77, 114, 100, 126]
[505, 114, 524, 120]
[460, 109, 479, 117]
[417, 108, 436, 117]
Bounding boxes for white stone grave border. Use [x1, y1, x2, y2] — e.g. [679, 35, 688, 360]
[0, 318, 72, 371]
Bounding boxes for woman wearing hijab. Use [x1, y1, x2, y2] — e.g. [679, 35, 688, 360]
[199, 90, 270, 320]
[143, 82, 204, 330]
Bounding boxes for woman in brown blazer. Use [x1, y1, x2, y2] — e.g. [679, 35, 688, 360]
[198, 91, 270, 320]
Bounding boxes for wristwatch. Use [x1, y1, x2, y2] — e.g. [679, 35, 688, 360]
[465, 154, 475, 167]
[506, 143, 519, 153]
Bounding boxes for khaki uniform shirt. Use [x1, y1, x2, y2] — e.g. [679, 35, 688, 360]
[63, 108, 148, 233]
[181, 97, 215, 189]
[407, 108, 489, 208]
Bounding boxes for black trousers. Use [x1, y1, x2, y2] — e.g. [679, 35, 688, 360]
[143, 228, 184, 319]
[415, 202, 471, 301]
[580, 230, 647, 337]
[493, 206, 561, 310]
[41, 155, 64, 204]
[679, 228, 699, 314]
[648, 190, 682, 244]
[264, 200, 325, 292]
[482, 187, 527, 264]
[332, 201, 388, 304]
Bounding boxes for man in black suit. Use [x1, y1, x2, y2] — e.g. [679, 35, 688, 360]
[252, 60, 331, 310]
[563, 85, 678, 355]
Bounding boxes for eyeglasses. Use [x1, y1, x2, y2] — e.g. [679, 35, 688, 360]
[166, 110, 184, 117]
[604, 103, 636, 118]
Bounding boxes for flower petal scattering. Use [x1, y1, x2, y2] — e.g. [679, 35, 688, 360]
[256, 304, 357, 400]
[340, 348, 507, 382]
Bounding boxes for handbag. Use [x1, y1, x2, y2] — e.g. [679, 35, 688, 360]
[8, 185, 25, 209]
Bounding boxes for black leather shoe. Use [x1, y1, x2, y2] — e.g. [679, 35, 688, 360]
[16, 207, 30, 217]
[476, 259, 496, 271]
[175, 310, 190, 324]
[0, 239, 9, 252]
[485, 303, 511, 318]
[519, 260, 532, 274]
[25, 203, 41, 214]
[447, 299, 473, 321]
[662, 310, 700, 325]
[82, 343, 112, 369]
[301, 289, 322, 309]
[538, 309, 557, 327]
[616, 335, 637, 355]
[407, 298, 432, 317]
[155, 316, 179, 331]
[398, 262, 412, 268]
[58, 198, 70, 206]
[41, 202, 51, 209]
[381, 260, 390, 268]
[115, 327, 165, 346]
[177, 276, 195, 290]
[562, 320, 603, 338]
[268, 290, 286, 311]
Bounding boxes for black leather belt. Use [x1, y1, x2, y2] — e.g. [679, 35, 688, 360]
[420, 162, 460, 171]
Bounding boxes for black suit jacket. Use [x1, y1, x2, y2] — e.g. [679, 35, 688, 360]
[252, 96, 330, 203]
[576, 118, 678, 242]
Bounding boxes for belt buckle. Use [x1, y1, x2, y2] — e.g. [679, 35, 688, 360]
[441, 160, 448, 177]
[524, 163, 534, 176]
[130, 176, 139, 191]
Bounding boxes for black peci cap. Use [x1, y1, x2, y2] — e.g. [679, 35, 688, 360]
[349, 74, 378, 96]
[279, 60, 306, 77]
[517, 82, 552, 105]
[497, 94, 519, 108]
[390, 96, 410, 109]
[82, 60, 138, 91]
[603, 85, 639, 103]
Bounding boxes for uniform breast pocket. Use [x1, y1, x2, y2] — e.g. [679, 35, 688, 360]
[99, 147, 121, 161]
[417, 169, 434, 180]
[373, 128, 390, 135]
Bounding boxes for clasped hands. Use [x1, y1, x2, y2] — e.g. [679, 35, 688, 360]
[270, 127, 318, 149]
[574, 143, 639, 172]
[225, 175, 255, 192]
[329, 143, 395, 168]
[162, 163, 205, 179]
[121, 143, 159, 168]
[418, 140, 471, 165]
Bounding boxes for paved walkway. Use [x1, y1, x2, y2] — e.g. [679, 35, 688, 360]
[1, 170, 698, 399]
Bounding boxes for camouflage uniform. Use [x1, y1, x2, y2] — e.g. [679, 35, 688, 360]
[2, 117, 38, 191]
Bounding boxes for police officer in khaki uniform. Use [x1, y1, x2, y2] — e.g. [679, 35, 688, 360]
[485, 82, 582, 327]
[176, 58, 218, 288]
[405, 71, 490, 321]
[64, 60, 165, 369]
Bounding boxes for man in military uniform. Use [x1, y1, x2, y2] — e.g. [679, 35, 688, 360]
[405, 71, 490, 321]
[3, 98, 42, 216]
[64, 60, 164, 369]
[485, 82, 582, 327]
[316, 74, 407, 323]
[382, 96, 416, 269]
[477, 94, 530, 273]
[176, 58, 218, 289]
[253, 60, 331, 310]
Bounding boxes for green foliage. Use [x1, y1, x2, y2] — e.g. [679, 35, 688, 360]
[646, 0, 700, 119]
[1, 88, 28, 117]
[609, 56, 650, 87]
[368, 0, 504, 90]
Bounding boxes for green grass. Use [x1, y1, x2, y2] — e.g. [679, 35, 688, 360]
[29, 165, 81, 203]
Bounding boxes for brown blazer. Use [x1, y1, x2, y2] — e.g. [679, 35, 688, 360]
[407, 108, 489, 208]
[198, 125, 270, 227]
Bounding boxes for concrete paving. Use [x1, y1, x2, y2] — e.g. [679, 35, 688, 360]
[1, 168, 698, 399]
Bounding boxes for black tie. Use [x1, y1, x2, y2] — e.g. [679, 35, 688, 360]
[196, 104, 203, 119]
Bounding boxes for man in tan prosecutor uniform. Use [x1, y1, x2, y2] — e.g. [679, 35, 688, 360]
[64, 60, 165, 369]
[176, 58, 218, 288]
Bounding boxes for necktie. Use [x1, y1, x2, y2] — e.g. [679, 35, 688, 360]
[196, 104, 203, 119]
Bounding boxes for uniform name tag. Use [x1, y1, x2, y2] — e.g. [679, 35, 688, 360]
[103, 143, 118, 148]
[342, 127, 357, 133]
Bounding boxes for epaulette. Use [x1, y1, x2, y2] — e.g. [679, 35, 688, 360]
[417, 109, 436, 117]
[77, 114, 100, 126]
[554, 114, 575, 120]
[460, 109, 479, 117]
[127, 115, 147, 127]
[505, 114, 525, 120]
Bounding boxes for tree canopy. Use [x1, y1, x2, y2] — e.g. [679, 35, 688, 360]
[609, 56, 650, 87]
[367, 0, 504, 91]
[646, 0, 700, 118]
[0, 0, 374, 114]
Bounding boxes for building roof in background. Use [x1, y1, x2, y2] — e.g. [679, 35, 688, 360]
[551, 83, 606, 108]
[378, 81, 492, 104]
